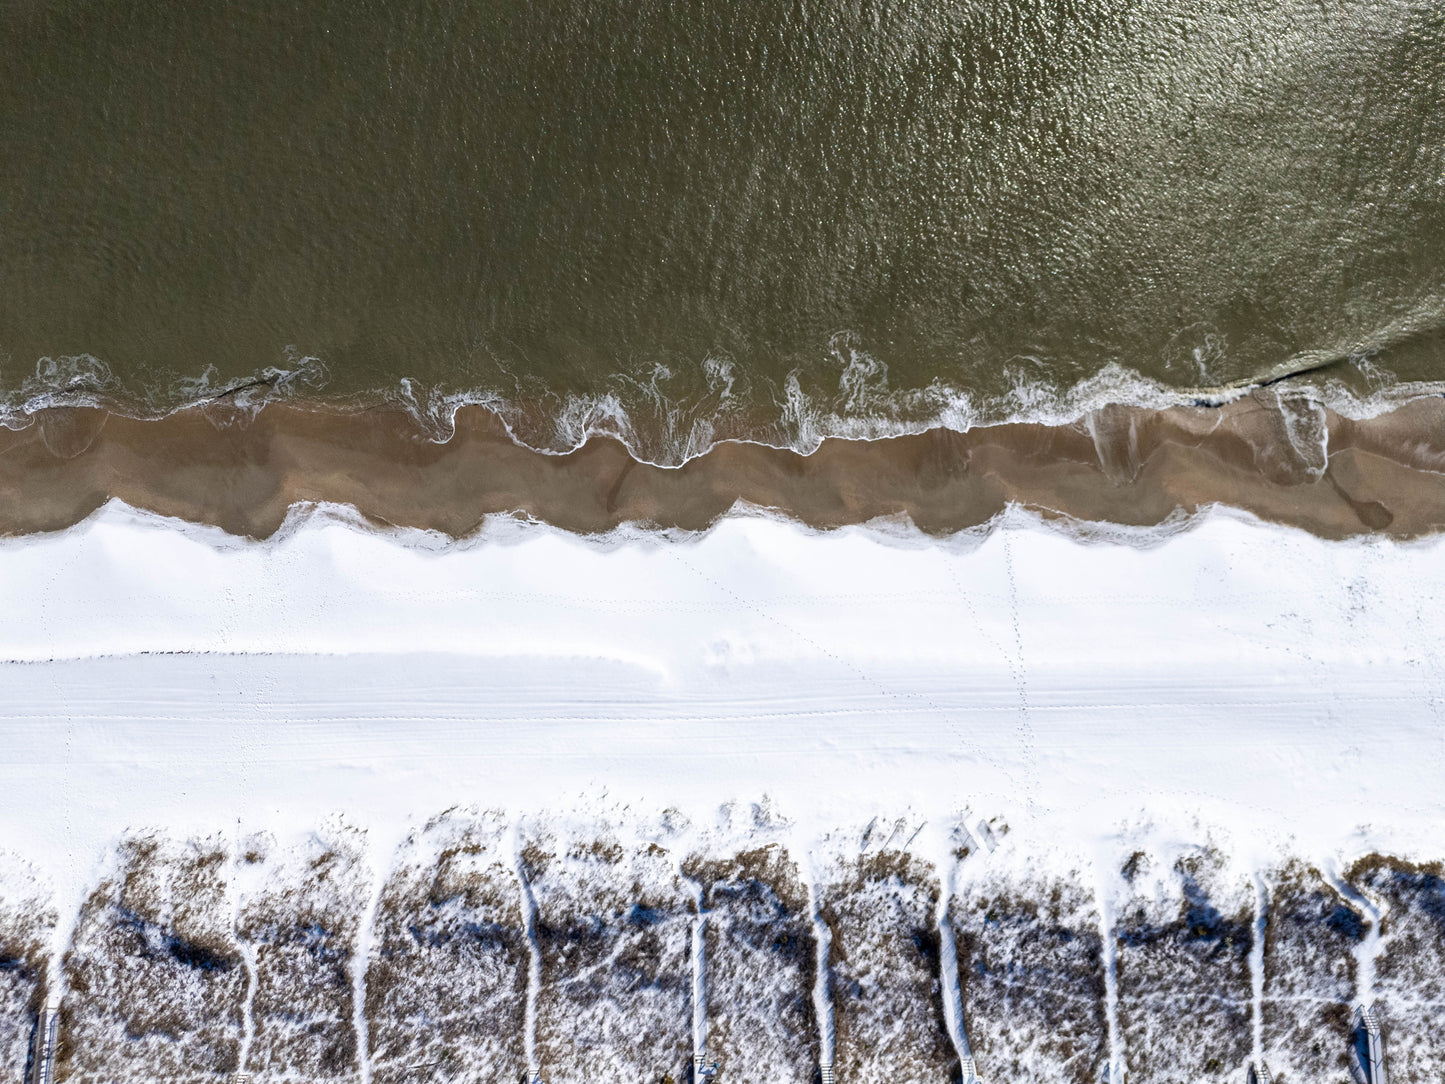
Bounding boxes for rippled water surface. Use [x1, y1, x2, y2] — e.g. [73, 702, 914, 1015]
[2, 1, 1443, 455]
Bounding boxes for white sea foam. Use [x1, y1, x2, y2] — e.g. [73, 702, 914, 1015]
[1, 349, 331, 431]
[4, 344, 1441, 465]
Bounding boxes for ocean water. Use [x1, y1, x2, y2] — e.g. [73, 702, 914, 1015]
[2, 0, 1444, 459]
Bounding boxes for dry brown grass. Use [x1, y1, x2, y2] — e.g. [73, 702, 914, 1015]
[366, 810, 527, 1084]
[686, 845, 818, 1084]
[822, 851, 957, 1084]
[955, 866, 1105, 1084]
[529, 825, 691, 1084]
[238, 832, 366, 1082]
[1260, 863, 1360, 1084]
[1346, 856, 1445, 1083]
[56, 835, 243, 1084]
[1113, 848, 1252, 1084]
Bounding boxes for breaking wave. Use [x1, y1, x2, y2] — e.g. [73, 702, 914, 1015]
[3, 338, 1443, 467]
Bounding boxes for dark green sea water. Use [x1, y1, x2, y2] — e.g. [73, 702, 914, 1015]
[2, 0, 1444, 457]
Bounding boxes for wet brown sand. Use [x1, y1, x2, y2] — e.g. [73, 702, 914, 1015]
[2, 392, 1444, 540]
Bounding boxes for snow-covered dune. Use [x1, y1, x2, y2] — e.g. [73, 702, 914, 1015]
[0, 502, 1441, 1081]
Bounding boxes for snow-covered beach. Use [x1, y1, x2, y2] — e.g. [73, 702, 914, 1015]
[5, 0, 1443, 1075]
[1, 501, 1439, 862]
[0, 503, 1439, 1080]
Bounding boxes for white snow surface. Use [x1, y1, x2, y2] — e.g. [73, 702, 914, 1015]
[0, 500, 1440, 910]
